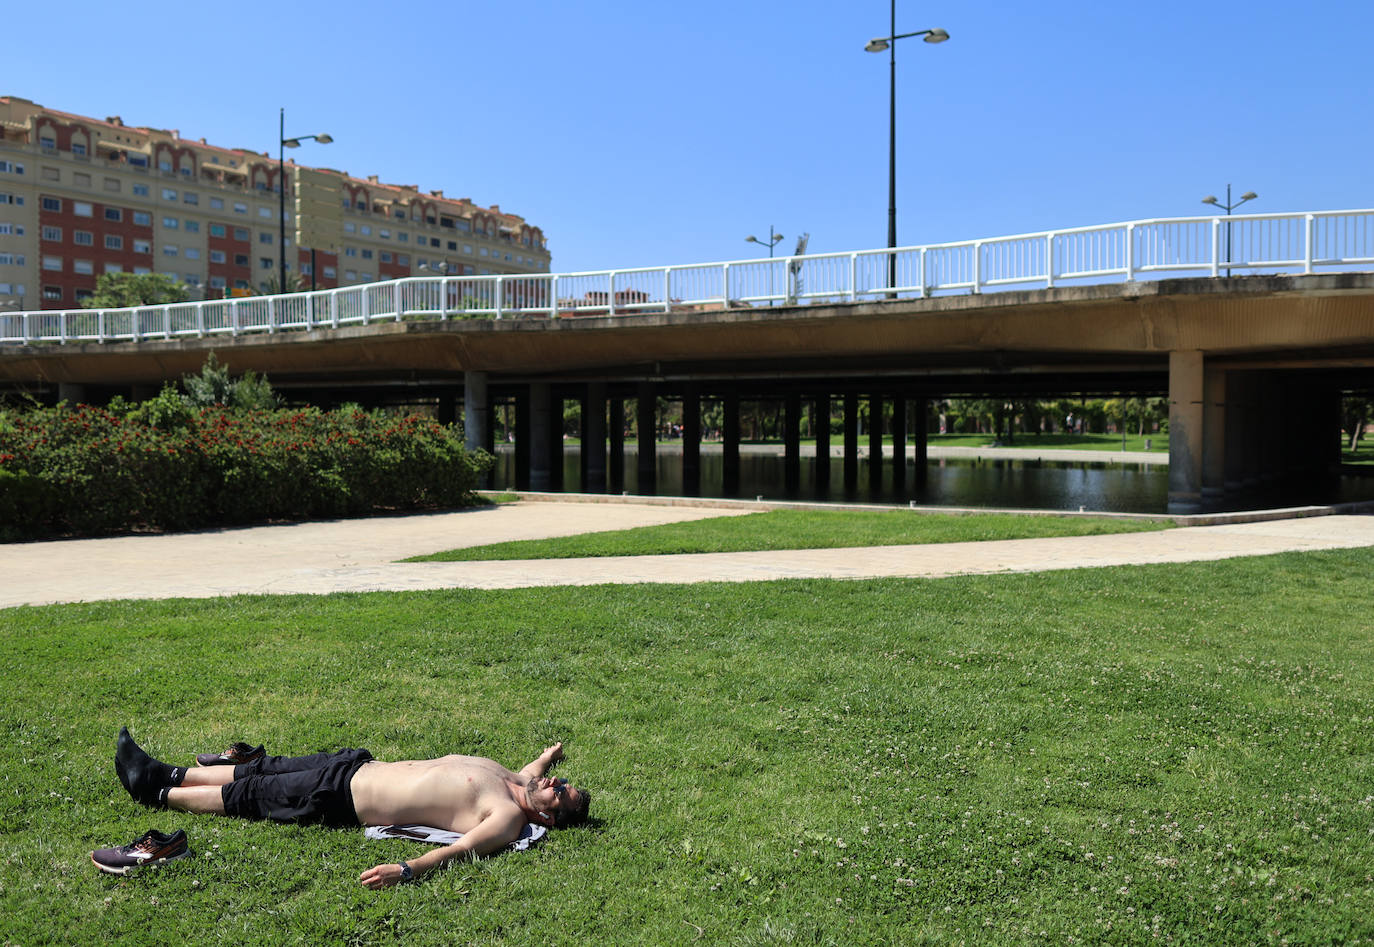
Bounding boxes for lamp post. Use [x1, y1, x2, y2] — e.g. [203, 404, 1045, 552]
[865, 7, 948, 293]
[279, 108, 332, 295]
[746, 227, 784, 303]
[1201, 184, 1257, 277]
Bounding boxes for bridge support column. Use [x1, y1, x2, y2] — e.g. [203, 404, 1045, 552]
[609, 395, 625, 493]
[528, 383, 553, 492]
[636, 383, 657, 495]
[583, 383, 607, 494]
[1223, 372, 1253, 499]
[1167, 350, 1205, 514]
[1201, 367, 1227, 509]
[723, 387, 740, 496]
[463, 372, 488, 454]
[682, 385, 701, 497]
[784, 391, 801, 494]
[891, 393, 906, 491]
[514, 388, 531, 491]
[843, 393, 859, 492]
[58, 383, 86, 404]
[869, 395, 884, 495]
[813, 394, 831, 496]
[913, 396, 928, 485]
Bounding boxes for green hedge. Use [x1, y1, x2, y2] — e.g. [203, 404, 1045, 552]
[0, 403, 492, 541]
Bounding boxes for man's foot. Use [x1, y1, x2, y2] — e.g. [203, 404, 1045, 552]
[115, 728, 185, 808]
[195, 742, 265, 767]
[91, 829, 190, 875]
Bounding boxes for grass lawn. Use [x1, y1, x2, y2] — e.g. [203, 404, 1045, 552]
[4, 550, 1374, 944]
[406, 509, 1172, 562]
[926, 433, 1168, 452]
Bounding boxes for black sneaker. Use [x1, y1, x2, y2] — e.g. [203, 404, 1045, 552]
[196, 742, 265, 767]
[91, 829, 190, 875]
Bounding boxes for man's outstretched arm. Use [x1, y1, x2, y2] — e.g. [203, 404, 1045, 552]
[358, 807, 526, 890]
[518, 741, 563, 782]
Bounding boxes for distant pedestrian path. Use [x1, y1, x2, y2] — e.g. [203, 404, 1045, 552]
[1, 499, 1371, 608]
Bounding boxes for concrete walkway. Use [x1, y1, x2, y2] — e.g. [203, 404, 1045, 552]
[2, 500, 1372, 608]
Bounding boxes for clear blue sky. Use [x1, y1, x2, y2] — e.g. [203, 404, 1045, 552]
[9, 0, 1371, 273]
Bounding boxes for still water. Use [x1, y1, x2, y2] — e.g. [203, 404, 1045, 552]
[491, 446, 1374, 514]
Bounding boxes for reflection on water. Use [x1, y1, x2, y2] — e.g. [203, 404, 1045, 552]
[491, 446, 1374, 514]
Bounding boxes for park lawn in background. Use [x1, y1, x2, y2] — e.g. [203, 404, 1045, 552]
[405, 508, 1171, 562]
[926, 433, 1169, 452]
[4, 549, 1373, 944]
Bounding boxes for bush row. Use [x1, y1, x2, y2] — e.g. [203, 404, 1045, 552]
[0, 402, 492, 540]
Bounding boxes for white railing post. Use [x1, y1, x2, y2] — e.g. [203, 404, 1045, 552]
[231, 299, 239, 337]
[721, 263, 730, 308]
[361, 290, 370, 326]
[1045, 233, 1055, 288]
[849, 253, 858, 301]
[163, 306, 172, 340]
[663, 267, 671, 313]
[1124, 223, 1136, 280]
[120, 311, 129, 344]
[549, 274, 559, 318]
[1210, 219, 1221, 277]
[607, 272, 617, 317]
[919, 248, 928, 298]
[22, 311, 31, 343]
[972, 243, 982, 293]
[394, 281, 403, 322]
[495, 276, 506, 320]
[1304, 214, 1315, 274]
[98, 310, 106, 340]
[267, 296, 277, 333]
[196, 301, 205, 338]
[329, 289, 339, 328]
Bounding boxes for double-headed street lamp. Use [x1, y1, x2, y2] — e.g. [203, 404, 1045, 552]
[279, 108, 332, 294]
[866, 6, 948, 292]
[745, 226, 784, 258]
[1201, 184, 1257, 277]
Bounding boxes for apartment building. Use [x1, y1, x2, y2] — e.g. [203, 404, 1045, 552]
[0, 96, 551, 310]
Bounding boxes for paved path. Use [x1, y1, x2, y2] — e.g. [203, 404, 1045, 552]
[2, 501, 1372, 608]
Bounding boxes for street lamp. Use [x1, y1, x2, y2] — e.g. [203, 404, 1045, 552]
[866, 6, 948, 293]
[745, 227, 784, 258]
[279, 108, 332, 295]
[419, 261, 456, 275]
[1201, 184, 1257, 277]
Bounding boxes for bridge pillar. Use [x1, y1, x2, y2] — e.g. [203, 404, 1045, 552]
[514, 388, 531, 491]
[528, 382, 553, 492]
[636, 383, 656, 495]
[583, 382, 607, 494]
[784, 391, 801, 493]
[912, 396, 928, 484]
[1223, 371, 1253, 498]
[843, 393, 859, 492]
[57, 382, 86, 404]
[463, 372, 489, 455]
[682, 384, 701, 496]
[869, 395, 884, 495]
[891, 393, 906, 491]
[723, 387, 740, 496]
[1167, 350, 1205, 514]
[609, 395, 625, 493]
[813, 393, 831, 496]
[1201, 367, 1227, 509]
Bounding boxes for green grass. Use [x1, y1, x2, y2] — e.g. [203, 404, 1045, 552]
[926, 433, 1168, 452]
[4, 551, 1374, 944]
[405, 509, 1171, 562]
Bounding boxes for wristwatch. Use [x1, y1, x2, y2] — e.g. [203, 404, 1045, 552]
[398, 861, 414, 882]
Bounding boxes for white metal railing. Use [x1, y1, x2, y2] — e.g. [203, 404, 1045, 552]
[3, 209, 1373, 345]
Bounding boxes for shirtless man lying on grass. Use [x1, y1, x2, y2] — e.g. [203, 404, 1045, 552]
[114, 728, 590, 889]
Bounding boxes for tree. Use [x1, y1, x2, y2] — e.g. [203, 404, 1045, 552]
[82, 273, 190, 309]
[1343, 396, 1373, 451]
[181, 353, 279, 410]
[260, 272, 304, 296]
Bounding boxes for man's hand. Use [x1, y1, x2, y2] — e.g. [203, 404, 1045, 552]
[545, 741, 564, 765]
[359, 862, 410, 890]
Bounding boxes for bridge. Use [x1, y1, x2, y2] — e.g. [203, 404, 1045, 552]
[4, 208, 1374, 514]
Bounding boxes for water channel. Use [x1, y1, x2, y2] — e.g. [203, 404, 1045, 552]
[490, 445, 1374, 513]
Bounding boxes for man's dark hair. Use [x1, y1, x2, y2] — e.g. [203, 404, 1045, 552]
[555, 786, 591, 828]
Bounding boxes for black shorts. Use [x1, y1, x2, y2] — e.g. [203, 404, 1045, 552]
[221, 748, 374, 827]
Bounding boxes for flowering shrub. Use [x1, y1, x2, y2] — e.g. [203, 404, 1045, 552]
[0, 403, 492, 540]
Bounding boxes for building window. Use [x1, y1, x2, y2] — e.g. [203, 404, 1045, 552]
[463, 244, 473, 254]
[105, 235, 123, 250]
[345, 269, 357, 280]
[361, 249, 373, 260]
[380, 252, 392, 263]
[430, 238, 440, 248]
[134, 240, 151, 254]
[158, 160, 172, 172]
[104, 178, 120, 192]
[42, 256, 62, 271]
[74, 172, 91, 187]
[42, 196, 62, 212]
[133, 211, 151, 226]
[344, 222, 356, 234]
[323, 266, 337, 278]
[233, 202, 247, 214]
[233, 280, 250, 290]
[162, 217, 178, 229]
[0, 160, 24, 174]
[104, 207, 123, 222]
[398, 233, 408, 243]
[74, 202, 93, 217]
[184, 191, 199, 205]
[397, 254, 409, 266]
[300, 263, 312, 275]
[209, 224, 226, 237]
[42, 167, 60, 182]
[104, 263, 123, 274]
[0, 193, 23, 206]
[133, 183, 149, 197]
[258, 233, 273, 245]
[74, 260, 94, 275]
[74, 231, 94, 246]
[128, 155, 147, 168]
[184, 220, 200, 233]
[163, 245, 178, 257]
[379, 229, 390, 239]
[361, 225, 371, 236]
[41, 226, 61, 241]
[162, 188, 177, 201]
[39, 136, 56, 151]
[258, 207, 271, 219]
[210, 276, 227, 290]
[344, 247, 357, 257]
[184, 248, 200, 260]
[233, 228, 249, 242]
[210, 250, 226, 263]
[210, 197, 224, 210]
[259, 257, 272, 269]
[0, 253, 23, 265]
[74, 288, 93, 302]
[43, 286, 62, 301]
[234, 254, 249, 266]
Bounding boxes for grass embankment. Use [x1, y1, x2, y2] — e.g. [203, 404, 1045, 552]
[407, 509, 1171, 562]
[4, 550, 1373, 943]
[925, 433, 1167, 452]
